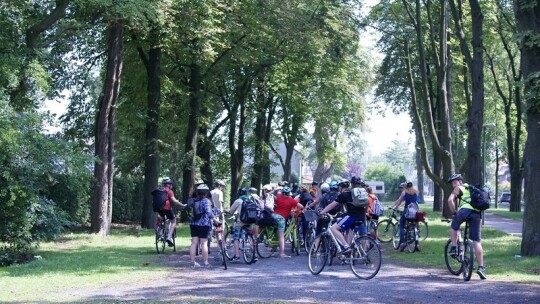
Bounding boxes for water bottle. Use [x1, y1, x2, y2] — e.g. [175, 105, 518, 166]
[415, 227, 419, 241]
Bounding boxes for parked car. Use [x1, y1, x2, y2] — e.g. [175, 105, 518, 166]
[498, 192, 511, 204]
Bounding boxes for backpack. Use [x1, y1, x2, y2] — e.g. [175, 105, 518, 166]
[239, 197, 260, 224]
[151, 188, 169, 212]
[373, 198, 384, 216]
[257, 206, 276, 227]
[404, 202, 419, 220]
[350, 187, 369, 208]
[188, 198, 206, 221]
[468, 185, 491, 211]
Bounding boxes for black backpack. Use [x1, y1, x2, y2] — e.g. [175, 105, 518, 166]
[468, 185, 491, 211]
[151, 188, 169, 212]
[257, 206, 276, 227]
[188, 198, 206, 221]
[239, 198, 260, 224]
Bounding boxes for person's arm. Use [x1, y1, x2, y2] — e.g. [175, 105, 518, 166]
[320, 201, 339, 215]
[391, 191, 405, 209]
[447, 187, 461, 215]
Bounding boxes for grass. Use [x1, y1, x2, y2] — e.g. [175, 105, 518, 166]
[486, 207, 523, 221]
[0, 224, 192, 303]
[380, 213, 540, 283]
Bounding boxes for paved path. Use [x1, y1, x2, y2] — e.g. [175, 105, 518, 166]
[483, 212, 523, 237]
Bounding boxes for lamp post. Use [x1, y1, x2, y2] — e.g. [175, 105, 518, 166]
[482, 123, 495, 186]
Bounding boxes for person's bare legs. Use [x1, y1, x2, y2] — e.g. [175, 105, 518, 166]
[277, 230, 289, 257]
[200, 237, 209, 264]
[189, 236, 199, 264]
[450, 228, 459, 246]
[167, 218, 176, 241]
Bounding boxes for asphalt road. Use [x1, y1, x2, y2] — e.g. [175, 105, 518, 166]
[62, 241, 539, 304]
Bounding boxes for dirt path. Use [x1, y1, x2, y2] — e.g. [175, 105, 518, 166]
[60, 245, 539, 304]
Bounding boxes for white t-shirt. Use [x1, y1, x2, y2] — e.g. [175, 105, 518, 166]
[210, 188, 224, 211]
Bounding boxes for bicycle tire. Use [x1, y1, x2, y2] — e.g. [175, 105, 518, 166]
[444, 239, 463, 275]
[328, 241, 337, 266]
[155, 226, 165, 254]
[304, 227, 316, 253]
[241, 233, 256, 264]
[256, 228, 276, 258]
[369, 220, 378, 240]
[406, 224, 417, 253]
[462, 240, 474, 281]
[392, 223, 401, 249]
[308, 236, 328, 275]
[417, 220, 429, 241]
[219, 241, 227, 270]
[224, 230, 235, 260]
[376, 219, 395, 243]
[349, 236, 382, 280]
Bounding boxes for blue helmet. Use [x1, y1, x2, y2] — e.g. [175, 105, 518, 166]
[281, 187, 292, 195]
[329, 181, 339, 190]
[162, 178, 173, 186]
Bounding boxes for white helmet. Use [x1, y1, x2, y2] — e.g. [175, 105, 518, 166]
[263, 184, 273, 191]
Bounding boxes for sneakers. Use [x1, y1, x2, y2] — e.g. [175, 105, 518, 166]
[192, 261, 201, 267]
[166, 238, 174, 247]
[398, 243, 406, 252]
[477, 266, 487, 279]
[203, 261, 210, 267]
[449, 246, 457, 258]
[232, 256, 240, 262]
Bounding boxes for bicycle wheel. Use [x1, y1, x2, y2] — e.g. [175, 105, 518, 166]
[392, 223, 401, 249]
[219, 241, 227, 270]
[224, 230, 235, 260]
[155, 226, 165, 254]
[304, 227, 316, 253]
[256, 228, 276, 258]
[241, 233, 256, 264]
[376, 219, 395, 243]
[327, 240, 338, 266]
[417, 220, 429, 241]
[291, 226, 300, 256]
[349, 236, 381, 280]
[308, 236, 329, 275]
[406, 224, 417, 253]
[369, 220, 378, 240]
[444, 239, 462, 275]
[462, 240, 474, 281]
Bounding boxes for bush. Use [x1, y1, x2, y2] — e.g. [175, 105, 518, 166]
[112, 175, 144, 223]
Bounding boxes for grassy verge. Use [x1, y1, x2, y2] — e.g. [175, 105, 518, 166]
[0, 224, 192, 303]
[381, 214, 540, 283]
[486, 208, 523, 221]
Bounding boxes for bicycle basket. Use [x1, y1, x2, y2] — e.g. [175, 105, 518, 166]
[416, 211, 426, 222]
[303, 210, 318, 222]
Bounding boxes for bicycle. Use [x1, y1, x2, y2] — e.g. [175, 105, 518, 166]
[155, 217, 176, 254]
[256, 211, 300, 258]
[302, 209, 319, 253]
[212, 221, 227, 270]
[308, 213, 382, 280]
[376, 207, 400, 243]
[443, 217, 474, 281]
[392, 211, 426, 253]
[224, 224, 257, 264]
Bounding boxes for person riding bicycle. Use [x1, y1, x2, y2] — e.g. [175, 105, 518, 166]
[155, 178, 185, 247]
[188, 183, 214, 267]
[319, 176, 367, 254]
[228, 188, 257, 262]
[308, 180, 341, 236]
[273, 186, 304, 258]
[447, 173, 487, 279]
[390, 181, 420, 252]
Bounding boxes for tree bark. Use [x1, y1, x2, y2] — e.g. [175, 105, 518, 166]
[91, 23, 123, 236]
[515, 0, 540, 256]
[138, 45, 161, 229]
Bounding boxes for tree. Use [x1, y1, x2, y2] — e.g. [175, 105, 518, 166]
[515, 0, 540, 256]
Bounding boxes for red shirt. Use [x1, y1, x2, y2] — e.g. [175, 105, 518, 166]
[164, 189, 175, 210]
[274, 194, 298, 220]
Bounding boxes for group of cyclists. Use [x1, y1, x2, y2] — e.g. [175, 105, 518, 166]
[153, 172, 487, 280]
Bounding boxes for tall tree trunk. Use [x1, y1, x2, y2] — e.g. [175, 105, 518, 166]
[313, 119, 334, 183]
[262, 102, 277, 185]
[198, 100, 213, 188]
[91, 23, 123, 235]
[515, 0, 540, 256]
[251, 75, 269, 189]
[138, 45, 161, 229]
[182, 64, 201, 207]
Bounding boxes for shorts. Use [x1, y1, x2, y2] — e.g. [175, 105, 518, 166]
[233, 224, 253, 240]
[190, 225, 210, 239]
[272, 214, 286, 232]
[451, 208, 482, 242]
[336, 215, 359, 231]
[158, 209, 175, 220]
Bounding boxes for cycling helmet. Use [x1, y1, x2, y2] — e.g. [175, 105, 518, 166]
[399, 182, 406, 188]
[329, 181, 339, 190]
[215, 180, 225, 186]
[237, 188, 248, 197]
[406, 181, 413, 188]
[263, 184, 273, 191]
[162, 178, 173, 186]
[196, 184, 209, 192]
[338, 180, 350, 188]
[447, 174, 463, 183]
[248, 187, 257, 193]
[320, 183, 330, 193]
[350, 176, 362, 185]
[283, 181, 289, 186]
[281, 187, 292, 195]
[312, 181, 318, 186]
